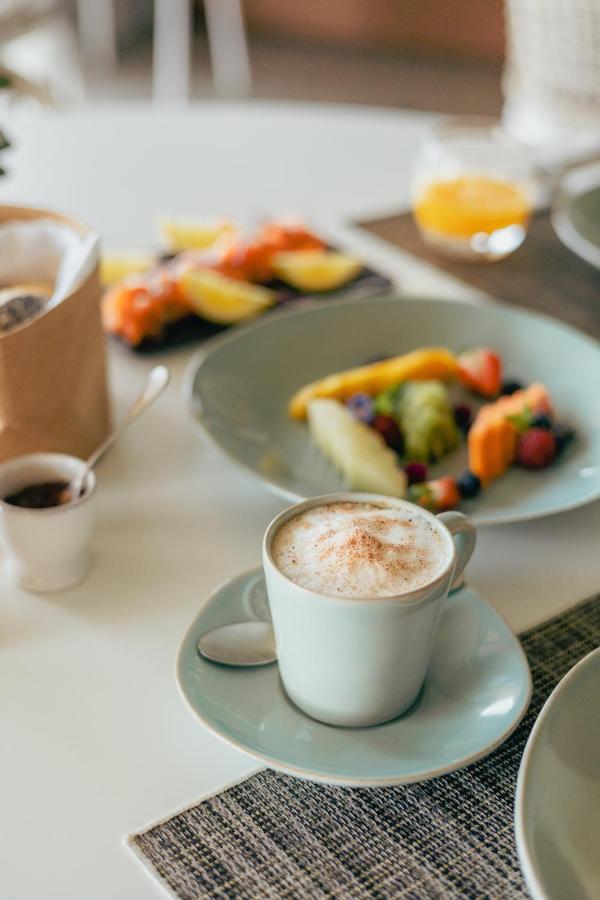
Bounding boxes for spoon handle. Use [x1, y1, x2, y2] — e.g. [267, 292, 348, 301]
[76, 365, 170, 492]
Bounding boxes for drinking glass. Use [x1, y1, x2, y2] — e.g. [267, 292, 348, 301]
[411, 116, 535, 261]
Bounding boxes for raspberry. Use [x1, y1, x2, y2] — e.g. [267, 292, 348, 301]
[371, 415, 404, 453]
[516, 428, 556, 469]
[405, 461, 427, 485]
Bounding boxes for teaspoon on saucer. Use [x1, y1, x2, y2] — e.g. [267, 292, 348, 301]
[197, 579, 468, 668]
[197, 621, 277, 667]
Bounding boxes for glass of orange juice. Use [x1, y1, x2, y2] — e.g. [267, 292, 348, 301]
[412, 117, 535, 261]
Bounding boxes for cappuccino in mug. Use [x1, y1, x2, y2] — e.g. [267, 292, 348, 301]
[271, 500, 450, 599]
[263, 493, 476, 726]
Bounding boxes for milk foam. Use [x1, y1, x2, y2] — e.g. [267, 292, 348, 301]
[271, 501, 450, 599]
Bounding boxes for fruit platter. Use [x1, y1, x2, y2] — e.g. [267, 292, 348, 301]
[186, 294, 600, 526]
[101, 218, 390, 350]
[291, 346, 575, 513]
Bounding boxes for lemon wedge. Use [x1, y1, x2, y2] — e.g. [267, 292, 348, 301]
[100, 253, 154, 286]
[272, 250, 362, 292]
[178, 268, 276, 324]
[158, 218, 236, 252]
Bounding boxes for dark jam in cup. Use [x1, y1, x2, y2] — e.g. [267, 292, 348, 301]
[4, 480, 73, 509]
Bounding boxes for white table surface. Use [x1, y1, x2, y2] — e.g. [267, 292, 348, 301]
[1, 101, 598, 900]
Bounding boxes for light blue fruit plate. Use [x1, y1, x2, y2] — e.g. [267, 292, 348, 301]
[185, 294, 600, 526]
[515, 647, 600, 900]
[176, 569, 531, 787]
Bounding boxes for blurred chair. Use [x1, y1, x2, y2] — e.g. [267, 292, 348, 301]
[203, 0, 251, 98]
[0, 0, 84, 103]
[76, 0, 252, 102]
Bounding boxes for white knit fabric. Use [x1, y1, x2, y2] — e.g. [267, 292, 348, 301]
[503, 0, 600, 148]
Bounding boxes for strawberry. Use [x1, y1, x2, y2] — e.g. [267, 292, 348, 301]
[408, 476, 459, 512]
[457, 348, 502, 398]
[516, 428, 556, 469]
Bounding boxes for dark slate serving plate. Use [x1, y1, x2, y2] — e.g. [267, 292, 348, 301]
[123, 266, 392, 354]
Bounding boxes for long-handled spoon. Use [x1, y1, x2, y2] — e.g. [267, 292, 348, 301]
[71, 365, 170, 498]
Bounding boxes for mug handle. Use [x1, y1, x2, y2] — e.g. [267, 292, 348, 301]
[437, 511, 477, 592]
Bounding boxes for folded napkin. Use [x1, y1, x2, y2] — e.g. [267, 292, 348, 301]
[128, 594, 599, 900]
[0, 217, 99, 314]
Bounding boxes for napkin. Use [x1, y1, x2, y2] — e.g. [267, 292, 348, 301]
[0, 217, 99, 314]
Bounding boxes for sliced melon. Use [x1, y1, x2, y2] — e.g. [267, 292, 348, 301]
[468, 382, 553, 484]
[307, 398, 407, 497]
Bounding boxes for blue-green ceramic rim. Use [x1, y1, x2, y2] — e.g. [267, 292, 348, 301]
[183, 293, 600, 526]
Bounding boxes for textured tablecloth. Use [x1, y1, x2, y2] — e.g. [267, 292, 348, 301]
[358, 210, 600, 339]
[129, 595, 599, 899]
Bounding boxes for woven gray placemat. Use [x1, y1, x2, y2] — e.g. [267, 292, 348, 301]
[129, 596, 600, 899]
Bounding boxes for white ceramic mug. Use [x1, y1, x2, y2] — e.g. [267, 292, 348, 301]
[263, 492, 476, 727]
[0, 453, 96, 592]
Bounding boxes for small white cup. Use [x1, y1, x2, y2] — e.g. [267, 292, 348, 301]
[0, 453, 96, 592]
[263, 492, 476, 728]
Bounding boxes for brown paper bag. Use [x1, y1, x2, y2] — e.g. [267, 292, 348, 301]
[0, 205, 110, 462]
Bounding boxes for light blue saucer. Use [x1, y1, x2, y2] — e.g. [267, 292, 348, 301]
[515, 648, 600, 900]
[176, 569, 531, 787]
[185, 294, 600, 526]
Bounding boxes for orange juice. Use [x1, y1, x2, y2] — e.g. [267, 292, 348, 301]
[414, 175, 531, 241]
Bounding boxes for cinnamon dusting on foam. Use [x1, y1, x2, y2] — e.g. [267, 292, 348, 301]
[271, 501, 449, 599]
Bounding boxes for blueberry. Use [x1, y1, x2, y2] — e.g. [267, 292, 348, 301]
[456, 470, 481, 499]
[346, 392, 374, 424]
[453, 404, 473, 433]
[500, 380, 522, 396]
[531, 414, 552, 430]
[553, 424, 575, 454]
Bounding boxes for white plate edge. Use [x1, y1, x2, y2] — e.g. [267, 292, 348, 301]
[514, 645, 600, 900]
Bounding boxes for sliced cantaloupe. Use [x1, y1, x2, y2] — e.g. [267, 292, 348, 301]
[468, 383, 553, 484]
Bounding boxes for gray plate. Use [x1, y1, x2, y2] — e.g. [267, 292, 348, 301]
[185, 293, 600, 526]
[552, 161, 600, 270]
